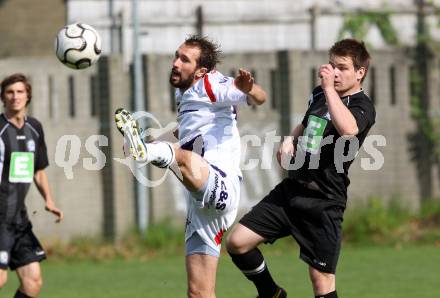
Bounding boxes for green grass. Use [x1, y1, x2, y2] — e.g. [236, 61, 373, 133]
[1, 245, 439, 297]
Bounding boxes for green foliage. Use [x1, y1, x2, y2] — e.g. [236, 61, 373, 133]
[409, 5, 440, 161]
[339, 11, 399, 46]
[374, 13, 400, 45]
[343, 197, 409, 244]
[141, 219, 184, 251]
[343, 197, 440, 245]
[339, 13, 370, 40]
[420, 199, 440, 218]
[46, 220, 184, 262]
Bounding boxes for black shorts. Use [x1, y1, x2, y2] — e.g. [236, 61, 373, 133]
[239, 178, 344, 273]
[0, 223, 46, 271]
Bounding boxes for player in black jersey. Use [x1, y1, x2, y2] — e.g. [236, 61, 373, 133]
[227, 39, 375, 298]
[0, 74, 63, 298]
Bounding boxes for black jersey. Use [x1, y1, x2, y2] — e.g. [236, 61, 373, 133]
[289, 86, 376, 204]
[0, 114, 49, 226]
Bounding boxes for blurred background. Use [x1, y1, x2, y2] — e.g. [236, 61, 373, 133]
[0, 0, 439, 254]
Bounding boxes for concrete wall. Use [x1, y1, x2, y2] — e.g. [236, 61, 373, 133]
[0, 0, 65, 57]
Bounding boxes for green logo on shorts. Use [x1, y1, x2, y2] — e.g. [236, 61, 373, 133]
[300, 115, 328, 154]
[9, 152, 34, 183]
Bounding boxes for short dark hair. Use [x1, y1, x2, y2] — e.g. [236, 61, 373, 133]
[184, 35, 222, 72]
[0, 73, 32, 105]
[329, 39, 371, 82]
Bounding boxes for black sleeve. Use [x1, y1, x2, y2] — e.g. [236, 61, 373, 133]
[301, 108, 311, 128]
[35, 121, 49, 171]
[348, 96, 376, 134]
[301, 87, 322, 127]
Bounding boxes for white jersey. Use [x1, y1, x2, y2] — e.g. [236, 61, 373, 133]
[175, 70, 248, 177]
[175, 70, 248, 250]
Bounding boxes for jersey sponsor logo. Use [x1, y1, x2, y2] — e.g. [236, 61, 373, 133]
[27, 140, 36, 152]
[300, 115, 328, 154]
[0, 251, 9, 264]
[16, 135, 26, 140]
[9, 152, 35, 183]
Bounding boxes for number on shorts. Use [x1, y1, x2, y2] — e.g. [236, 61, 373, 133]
[218, 191, 228, 202]
[216, 202, 226, 210]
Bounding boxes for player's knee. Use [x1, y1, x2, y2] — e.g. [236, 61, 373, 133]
[226, 230, 247, 254]
[309, 268, 335, 294]
[21, 275, 43, 295]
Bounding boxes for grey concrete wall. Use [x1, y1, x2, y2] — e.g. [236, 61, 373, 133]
[347, 51, 420, 208]
[0, 0, 65, 57]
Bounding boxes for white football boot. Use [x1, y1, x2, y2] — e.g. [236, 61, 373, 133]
[114, 108, 148, 162]
[115, 108, 175, 168]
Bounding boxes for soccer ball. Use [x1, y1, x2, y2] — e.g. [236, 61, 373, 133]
[54, 23, 102, 69]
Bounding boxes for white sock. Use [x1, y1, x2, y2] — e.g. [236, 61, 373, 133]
[144, 142, 175, 168]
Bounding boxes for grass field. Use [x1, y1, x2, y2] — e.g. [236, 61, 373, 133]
[1, 245, 439, 297]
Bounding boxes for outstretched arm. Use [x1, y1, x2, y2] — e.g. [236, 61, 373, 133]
[234, 68, 267, 105]
[34, 170, 64, 222]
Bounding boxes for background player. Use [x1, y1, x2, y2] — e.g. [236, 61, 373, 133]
[0, 73, 64, 298]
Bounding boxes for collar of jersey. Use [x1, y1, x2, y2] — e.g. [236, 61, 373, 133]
[2, 113, 28, 123]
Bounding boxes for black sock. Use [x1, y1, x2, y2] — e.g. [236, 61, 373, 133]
[229, 248, 279, 297]
[14, 290, 32, 298]
[316, 290, 338, 298]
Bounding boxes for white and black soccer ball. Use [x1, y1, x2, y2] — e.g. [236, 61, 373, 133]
[54, 23, 102, 69]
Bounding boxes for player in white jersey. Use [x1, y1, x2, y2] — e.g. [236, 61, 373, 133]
[115, 35, 267, 298]
[177, 69, 245, 176]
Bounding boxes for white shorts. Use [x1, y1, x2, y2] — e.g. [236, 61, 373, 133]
[185, 164, 242, 256]
[185, 232, 219, 257]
